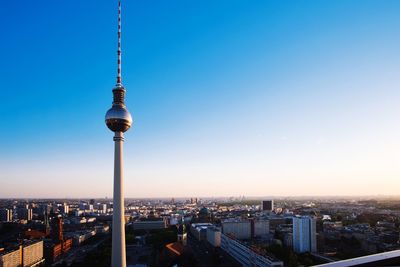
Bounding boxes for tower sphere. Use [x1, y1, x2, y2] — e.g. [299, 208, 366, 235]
[105, 106, 132, 132]
[105, 83, 133, 133]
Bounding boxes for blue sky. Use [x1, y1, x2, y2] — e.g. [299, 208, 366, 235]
[1, 0, 399, 198]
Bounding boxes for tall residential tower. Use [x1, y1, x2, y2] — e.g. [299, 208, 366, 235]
[292, 216, 317, 253]
[105, 1, 133, 266]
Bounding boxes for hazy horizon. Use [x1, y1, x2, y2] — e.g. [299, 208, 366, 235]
[2, 194, 400, 200]
[1, 0, 400, 198]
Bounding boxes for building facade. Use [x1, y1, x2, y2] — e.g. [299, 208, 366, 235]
[190, 223, 213, 241]
[222, 220, 251, 239]
[0, 241, 44, 267]
[222, 219, 270, 239]
[23, 241, 44, 267]
[253, 219, 270, 237]
[206, 226, 222, 247]
[292, 216, 317, 253]
[261, 200, 274, 211]
[0, 209, 12, 222]
[18, 208, 33, 221]
[61, 204, 69, 215]
[132, 219, 168, 230]
[221, 234, 283, 267]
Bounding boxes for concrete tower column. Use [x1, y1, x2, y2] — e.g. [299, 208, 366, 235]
[112, 131, 126, 267]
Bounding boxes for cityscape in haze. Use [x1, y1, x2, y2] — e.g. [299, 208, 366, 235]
[1, 0, 400, 267]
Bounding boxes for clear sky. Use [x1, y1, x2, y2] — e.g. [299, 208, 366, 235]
[1, 0, 399, 198]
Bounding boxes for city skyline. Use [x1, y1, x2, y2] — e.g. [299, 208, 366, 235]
[1, 0, 400, 198]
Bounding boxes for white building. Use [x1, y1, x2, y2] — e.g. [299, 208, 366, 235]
[23, 241, 44, 267]
[222, 219, 269, 239]
[0, 241, 44, 267]
[254, 220, 269, 237]
[61, 204, 69, 214]
[221, 234, 283, 267]
[132, 219, 167, 230]
[293, 216, 317, 253]
[222, 219, 251, 239]
[100, 203, 107, 214]
[0, 248, 20, 267]
[207, 226, 221, 247]
[190, 223, 213, 241]
[0, 209, 12, 222]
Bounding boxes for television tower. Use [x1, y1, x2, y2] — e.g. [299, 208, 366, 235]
[105, 0, 132, 266]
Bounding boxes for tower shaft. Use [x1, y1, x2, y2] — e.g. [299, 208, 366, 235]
[106, 0, 132, 265]
[111, 131, 126, 267]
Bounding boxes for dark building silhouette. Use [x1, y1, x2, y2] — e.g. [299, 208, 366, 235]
[44, 216, 72, 264]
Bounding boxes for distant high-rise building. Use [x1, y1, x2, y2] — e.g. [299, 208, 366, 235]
[261, 200, 274, 211]
[79, 203, 87, 211]
[100, 203, 107, 214]
[18, 208, 33, 221]
[292, 216, 317, 253]
[61, 203, 69, 214]
[0, 208, 12, 222]
[177, 221, 187, 246]
[39, 204, 51, 215]
[52, 217, 64, 243]
[51, 204, 59, 214]
[44, 210, 51, 234]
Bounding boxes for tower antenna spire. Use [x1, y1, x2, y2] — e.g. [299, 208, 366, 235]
[117, 0, 122, 84]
